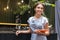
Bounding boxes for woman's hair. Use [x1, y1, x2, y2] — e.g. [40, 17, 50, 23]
[33, 2, 45, 9]
[32, 2, 45, 15]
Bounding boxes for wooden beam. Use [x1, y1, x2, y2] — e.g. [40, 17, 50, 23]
[0, 23, 28, 26]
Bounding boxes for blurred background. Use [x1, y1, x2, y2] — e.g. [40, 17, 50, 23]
[0, 0, 55, 31]
[0, 0, 56, 40]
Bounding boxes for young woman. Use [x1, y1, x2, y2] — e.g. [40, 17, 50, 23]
[16, 2, 49, 40]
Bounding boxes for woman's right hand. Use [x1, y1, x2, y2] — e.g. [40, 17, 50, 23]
[16, 30, 20, 36]
[34, 29, 41, 34]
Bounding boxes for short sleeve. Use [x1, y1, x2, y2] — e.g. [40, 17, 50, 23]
[44, 17, 49, 25]
[27, 17, 35, 32]
[27, 17, 32, 24]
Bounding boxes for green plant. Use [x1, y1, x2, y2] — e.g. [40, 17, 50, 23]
[13, 4, 30, 15]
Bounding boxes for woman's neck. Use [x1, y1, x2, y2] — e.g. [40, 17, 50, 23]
[34, 14, 42, 19]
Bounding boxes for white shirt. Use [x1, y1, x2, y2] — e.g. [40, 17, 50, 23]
[27, 16, 48, 40]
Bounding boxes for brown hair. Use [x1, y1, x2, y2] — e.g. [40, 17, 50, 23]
[32, 2, 45, 15]
[33, 2, 45, 9]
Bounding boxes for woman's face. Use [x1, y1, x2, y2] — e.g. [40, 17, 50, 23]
[34, 4, 44, 15]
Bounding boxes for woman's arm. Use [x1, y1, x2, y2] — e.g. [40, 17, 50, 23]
[16, 28, 31, 36]
[33, 23, 50, 35]
[44, 23, 50, 35]
[39, 23, 50, 35]
[20, 29, 31, 33]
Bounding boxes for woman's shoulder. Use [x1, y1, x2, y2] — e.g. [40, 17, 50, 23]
[42, 16, 49, 23]
[42, 16, 48, 20]
[27, 16, 34, 23]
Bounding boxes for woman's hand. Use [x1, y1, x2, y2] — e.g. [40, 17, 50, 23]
[34, 29, 49, 35]
[39, 29, 49, 35]
[16, 30, 21, 36]
[34, 29, 42, 34]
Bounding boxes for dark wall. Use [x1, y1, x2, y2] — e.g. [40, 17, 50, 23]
[0, 33, 57, 40]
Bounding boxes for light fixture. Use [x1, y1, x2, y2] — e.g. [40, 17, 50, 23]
[21, 0, 24, 3]
[4, 6, 9, 11]
[17, 2, 21, 5]
[4, 8, 7, 11]
[6, 0, 10, 9]
[6, 6, 9, 9]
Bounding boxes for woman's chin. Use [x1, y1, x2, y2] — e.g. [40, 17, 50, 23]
[37, 13, 41, 15]
[37, 12, 42, 14]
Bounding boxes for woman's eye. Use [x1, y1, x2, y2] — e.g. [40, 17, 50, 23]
[37, 7, 43, 9]
[37, 7, 40, 8]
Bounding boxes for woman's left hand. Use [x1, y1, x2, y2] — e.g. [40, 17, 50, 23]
[36, 29, 49, 35]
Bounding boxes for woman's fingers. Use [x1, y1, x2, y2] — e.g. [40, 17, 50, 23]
[16, 31, 20, 36]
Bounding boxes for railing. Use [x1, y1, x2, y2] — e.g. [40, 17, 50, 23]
[0, 23, 52, 33]
[0, 23, 28, 26]
[0, 23, 29, 33]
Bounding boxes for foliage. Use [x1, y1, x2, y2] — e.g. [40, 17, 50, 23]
[14, 4, 30, 15]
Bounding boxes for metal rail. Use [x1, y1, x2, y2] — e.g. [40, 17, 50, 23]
[0, 23, 28, 26]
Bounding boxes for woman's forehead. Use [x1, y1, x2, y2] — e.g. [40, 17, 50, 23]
[36, 4, 44, 8]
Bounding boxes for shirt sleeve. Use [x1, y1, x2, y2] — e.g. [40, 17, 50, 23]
[44, 17, 49, 25]
[27, 17, 31, 24]
[27, 17, 35, 32]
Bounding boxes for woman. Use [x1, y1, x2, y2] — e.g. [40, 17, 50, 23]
[16, 2, 49, 40]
